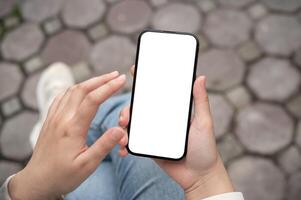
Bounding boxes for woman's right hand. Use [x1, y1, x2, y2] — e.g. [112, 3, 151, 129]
[9, 71, 127, 200]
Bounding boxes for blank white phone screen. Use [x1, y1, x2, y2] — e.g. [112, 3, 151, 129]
[128, 31, 198, 159]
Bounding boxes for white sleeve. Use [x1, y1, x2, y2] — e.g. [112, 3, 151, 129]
[202, 192, 244, 200]
[0, 175, 15, 200]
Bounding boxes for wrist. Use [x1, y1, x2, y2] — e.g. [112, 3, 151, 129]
[185, 155, 234, 200]
[8, 168, 57, 200]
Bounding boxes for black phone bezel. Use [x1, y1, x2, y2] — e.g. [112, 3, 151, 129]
[126, 29, 199, 161]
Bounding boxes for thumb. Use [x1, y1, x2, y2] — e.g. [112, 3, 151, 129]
[193, 76, 211, 120]
[76, 127, 124, 165]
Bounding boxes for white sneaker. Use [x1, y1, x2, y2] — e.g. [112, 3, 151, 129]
[30, 62, 75, 148]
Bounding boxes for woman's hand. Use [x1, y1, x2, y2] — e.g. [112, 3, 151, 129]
[118, 66, 234, 200]
[9, 71, 127, 200]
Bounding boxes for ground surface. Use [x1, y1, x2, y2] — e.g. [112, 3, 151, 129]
[0, 0, 301, 199]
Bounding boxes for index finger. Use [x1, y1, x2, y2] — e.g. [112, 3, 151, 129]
[76, 74, 126, 130]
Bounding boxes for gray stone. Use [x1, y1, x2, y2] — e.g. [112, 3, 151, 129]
[262, 0, 301, 12]
[4, 16, 20, 29]
[71, 62, 92, 83]
[297, 121, 301, 149]
[150, 0, 168, 7]
[88, 23, 109, 42]
[0, 62, 23, 101]
[218, 134, 244, 163]
[89, 35, 135, 75]
[218, 0, 255, 8]
[1, 23, 44, 61]
[0, 161, 22, 184]
[1, 97, 22, 117]
[124, 72, 133, 92]
[62, 0, 106, 28]
[248, 3, 267, 20]
[288, 171, 301, 200]
[247, 58, 300, 102]
[196, 33, 209, 52]
[255, 15, 301, 56]
[24, 56, 44, 74]
[287, 94, 301, 119]
[236, 103, 294, 154]
[42, 30, 91, 66]
[43, 18, 62, 35]
[197, 0, 217, 13]
[208, 93, 234, 138]
[21, 72, 41, 109]
[21, 0, 63, 23]
[229, 156, 285, 200]
[0, 111, 38, 160]
[152, 3, 202, 33]
[294, 48, 301, 68]
[107, 0, 152, 34]
[238, 41, 262, 62]
[0, 0, 16, 18]
[226, 86, 252, 108]
[204, 9, 252, 48]
[278, 146, 301, 174]
[197, 49, 246, 91]
[105, 0, 120, 3]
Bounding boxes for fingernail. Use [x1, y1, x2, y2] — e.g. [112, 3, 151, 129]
[199, 76, 206, 86]
[117, 74, 126, 81]
[111, 71, 119, 76]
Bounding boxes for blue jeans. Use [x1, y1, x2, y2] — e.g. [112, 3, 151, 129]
[66, 93, 184, 200]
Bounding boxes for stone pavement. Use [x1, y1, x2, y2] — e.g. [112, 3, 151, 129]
[0, 0, 301, 199]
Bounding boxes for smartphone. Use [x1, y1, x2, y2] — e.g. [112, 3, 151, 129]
[127, 30, 199, 160]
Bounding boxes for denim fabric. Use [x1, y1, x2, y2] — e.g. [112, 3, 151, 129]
[66, 93, 184, 200]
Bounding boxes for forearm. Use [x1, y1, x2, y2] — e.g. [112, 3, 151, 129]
[185, 156, 234, 200]
[7, 169, 59, 200]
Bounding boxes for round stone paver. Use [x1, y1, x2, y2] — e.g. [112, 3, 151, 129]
[262, 0, 301, 12]
[62, 0, 106, 28]
[197, 49, 245, 91]
[226, 86, 252, 108]
[42, 30, 91, 66]
[0, 161, 22, 184]
[21, 0, 63, 23]
[1, 23, 44, 61]
[151, 2, 201, 33]
[247, 58, 300, 102]
[217, 0, 255, 8]
[0, 0, 16, 18]
[217, 134, 243, 163]
[0, 111, 38, 160]
[278, 146, 301, 174]
[89, 35, 135, 75]
[235, 103, 294, 154]
[297, 121, 301, 149]
[208, 93, 234, 138]
[21, 72, 41, 109]
[288, 171, 301, 199]
[255, 15, 301, 56]
[287, 94, 301, 118]
[204, 9, 252, 48]
[0, 63, 23, 101]
[107, 0, 152, 34]
[229, 156, 285, 200]
[294, 48, 301, 68]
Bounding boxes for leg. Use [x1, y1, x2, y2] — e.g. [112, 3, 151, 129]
[95, 93, 184, 200]
[65, 162, 118, 200]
